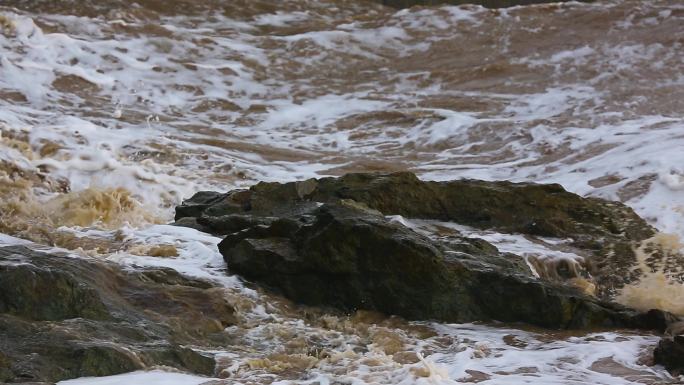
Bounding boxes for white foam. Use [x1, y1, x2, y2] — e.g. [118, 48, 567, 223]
[420, 324, 670, 385]
[253, 11, 310, 27]
[57, 370, 214, 385]
[0, 233, 32, 246]
[100, 224, 250, 293]
[1, 1, 683, 383]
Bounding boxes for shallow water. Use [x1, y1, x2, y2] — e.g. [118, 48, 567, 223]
[0, 0, 683, 383]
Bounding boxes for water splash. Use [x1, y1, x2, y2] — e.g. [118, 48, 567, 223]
[617, 233, 684, 316]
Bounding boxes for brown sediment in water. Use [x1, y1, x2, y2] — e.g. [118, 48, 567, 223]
[589, 356, 666, 385]
[0, 14, 15, 35]
[246, 353, 318, 374]
[0, 185, 159, 228]
[44, 187, 157, 227]
[616, 233, 684, 316]
[0, 0, 681, 382]
[126, 243, 179, 257]
[0, 125, 162, 250]
[206, 289, 443, 380]
[0, 160, 160, 251]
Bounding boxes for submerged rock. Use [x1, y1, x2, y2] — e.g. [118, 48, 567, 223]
[0, 246, 235, 383]
[175, 172, 670, 329]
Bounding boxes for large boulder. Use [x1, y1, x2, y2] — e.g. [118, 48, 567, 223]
[175, 172, 659, 299]
[175, 172, 675, 330]
[0, 246, 236, 383]
[218, 202, 640, 329]
[175, 172, 654, 239]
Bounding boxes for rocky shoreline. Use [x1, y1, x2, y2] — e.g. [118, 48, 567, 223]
[1, 172, 683, 383]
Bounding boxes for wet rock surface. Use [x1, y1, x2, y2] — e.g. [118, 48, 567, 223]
[0, 246, 235, 383]
[175, 172, 669, 330]
[176, 172, 654, 240]
[654, 335, 684, 376]
[376, 0, 591, 9]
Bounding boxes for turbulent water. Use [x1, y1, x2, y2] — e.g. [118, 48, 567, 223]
[0, 0, 683, 383]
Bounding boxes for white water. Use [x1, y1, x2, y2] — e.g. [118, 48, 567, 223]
[1, 0, 683, 383]
[58, 370, 214, 385]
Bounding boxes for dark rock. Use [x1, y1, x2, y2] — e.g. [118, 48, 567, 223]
[197, 214, 276, 236]
[654, 335, 684, 375]
[176, 172, 659, 299]
[0, 246, 235, 383]
[172, 216, 212, 233]
[178, 172, 654, 241]
[175, 172, 684, 377]
[376, 0, 593, 9]
[61, 345, 142, 378]
[171, 346, 216, 376]
[0, 315, 142, 382]
[218, 202, 640, 329]
[173, 190, 231, 220]
[137, 267, 214, 289]
[0, 253, 110, 321]
[141, 346, 215, 376]
[0, 351, 13, 383]
[630, 309, 681, 333]
[174, 172, 681, 331]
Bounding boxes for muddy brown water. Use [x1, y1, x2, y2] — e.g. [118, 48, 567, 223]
[0, 0, 683, 383]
